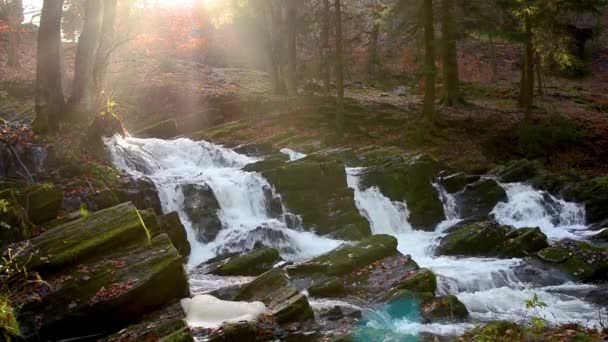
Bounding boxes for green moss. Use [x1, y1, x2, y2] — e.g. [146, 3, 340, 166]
[308, 278, 346, 298]
[465, 321, 522, 342]
[396, 268, 437, 294]
[421, 295, 469, 321]
[273, 293, 314, 324]
[0, 297, 21, 340]
[537, 241, 608, 281]
[214, 247, 281, 276]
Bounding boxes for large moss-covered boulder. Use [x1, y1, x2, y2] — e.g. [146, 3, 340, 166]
[214, 269, 314, 325]
[359, 152, 446, 231]
[394, 268, 437, 294]
[17, 184, 63, 224]
[440, 173, 481, 194]
[17, 202, 189, 341]
[455, 178, 507, 219]
[212, 246, 281, 276]
[181, 183, 222, 243]
[537, 240, 608, 282]
[288, 235, 399, 277]
[135, 119, 179, 139]
[421, 295, 469, 322]
[436, 222, 548, 258]
[0, 188, 32, 245]
[246, 157, 370, 240]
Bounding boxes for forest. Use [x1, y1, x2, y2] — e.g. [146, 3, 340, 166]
[1, 0, 608, 341]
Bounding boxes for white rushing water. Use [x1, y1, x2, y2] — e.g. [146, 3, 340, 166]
[105, 136, 341, 269]
[346, 168, 602, 336]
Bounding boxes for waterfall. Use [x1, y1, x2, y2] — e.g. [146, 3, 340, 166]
[345, 167, 601, 333]
[492, 183, 589, 240]
[280, 148, 307, 161]
[105, 136, 341, 269]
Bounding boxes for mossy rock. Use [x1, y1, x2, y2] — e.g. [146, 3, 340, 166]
[455, 178, 507, 219]
[308, 277, 346, 298]
[212, 246, 281, 276]
[158, 212, 191, 258]
[437, 222, 548, 258]
[537, 240, 608, 282]
[493, 159, 539, 183]
[359, 153, 447, 231]
[101, 303, 193, 342]
[565, 176, 608, 224]
[421, 295, 468, 322]
[395, 268, 437, 294]
[294, 235, 399, 277]
[19, 233, 188, 341]
[440, 173, 481, 194]
[462, 321, 522, 342]
[16, 185, 63, 225]
[135, 119, 179, 139]
[0, 188, 32, 245]
[84, 189, 121, 212]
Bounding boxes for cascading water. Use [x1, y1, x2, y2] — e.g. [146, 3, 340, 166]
[492, 182, 589, 240]
[346, 167, 602, 336]
[105, 136, 341, 271]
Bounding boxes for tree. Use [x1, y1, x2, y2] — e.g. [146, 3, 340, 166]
[92, 0, 117, 112]
[68, 0, 104, 115]
[320, 0, 331, 94]
[334, 0, 345, 136]
[285, 0, 298, 96]
[439, 0, 464, 106]
[366, 0, 382, 79]
[33, 0, 65, 134]
[422, 0, 436, 122]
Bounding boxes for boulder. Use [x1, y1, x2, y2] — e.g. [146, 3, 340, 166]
[115, 176, 163, 215]
[211, 246, 281, 276]
[493, 159, 538, 183]
[17, 184, 63, 224]
[359, 153, 446, 231]
[247, 157, 370, 240]
[436, 221, 548, 258]
[394, 268, 437, 294]
[181, 183, 222, 243]
[421, 295, 469, 322]
[288, 235, 399, 277]
[234, 142, 275, 157]
[135, 119, 179, 139]
[213, 269, 314, 325]
[440, 173, 481, 194]
[455, 178, 507, 219]
[537, 240, 608, 282]
[564, 176, 608, 224]
[0, 188, 32, 245]
[308, 278, 346, 298]
[100, 303, 193, 342]
[159, 212, 191, 258]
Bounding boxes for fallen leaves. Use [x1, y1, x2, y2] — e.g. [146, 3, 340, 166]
[90, 279, 137, 305]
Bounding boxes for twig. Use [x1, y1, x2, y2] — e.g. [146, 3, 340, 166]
[9, 145, 34, 184]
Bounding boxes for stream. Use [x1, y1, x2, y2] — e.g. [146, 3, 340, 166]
[105, 136, 603, 338]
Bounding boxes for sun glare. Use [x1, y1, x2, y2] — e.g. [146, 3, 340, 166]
[156, 0, 221, 8]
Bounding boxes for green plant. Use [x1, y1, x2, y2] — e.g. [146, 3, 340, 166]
[520, 293, 548, 338]
[0, 199, 9, 214]
[80, 204, 90, 219]
[39, 183, 54, 191]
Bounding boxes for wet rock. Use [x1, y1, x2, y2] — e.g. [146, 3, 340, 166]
[17, 202, 189, 341]
[308, 278, 346, 298]
[0, 141, 50, 179]
[564, 176, 608, 224]
[493, 159, 539, 183]
[359, 152, 446, 231]
[288, 235, 399, 277]
[159, 212, 191, 258]
[537, 240, 608, 282]
[234, 142, 275, 157]
[440, 173, 481, 194]
[135, 119, 179, 139]
[216, 269, 315, 325]
[421, 295, 469, 322]
[181, 183, 222, 243]
[115, 176, 163, 214]
[211, 246, 281, 276]
[101, 303, 193, 342]
[308, 147, 361, 167]
[216, 224, 296, 255]
[437, 221, 548, 258]
[247, 157, 370, 240]
[455, 178, 507, 219]
[394, 268, 437, 294]
[84, 189, 122, 212]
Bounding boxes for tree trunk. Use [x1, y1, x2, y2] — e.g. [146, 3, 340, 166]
[68, 0, 104, 115]
[367, 8, 380, 80]
[422, 0, 436, 122]
[536, 53, 543, 96]
[440, 0, 462, 106]
[260, 0, 281, 95]
[33, 0, 65, 134]
[522, 14, 534, 120]
[91, 0, 117, 114]
[7, 0, 23, 68]
[7, 29, 19, 68]
[334, 0, 345, 136]
[321, 0, 331, 94]
[285, 0, 297, 97]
